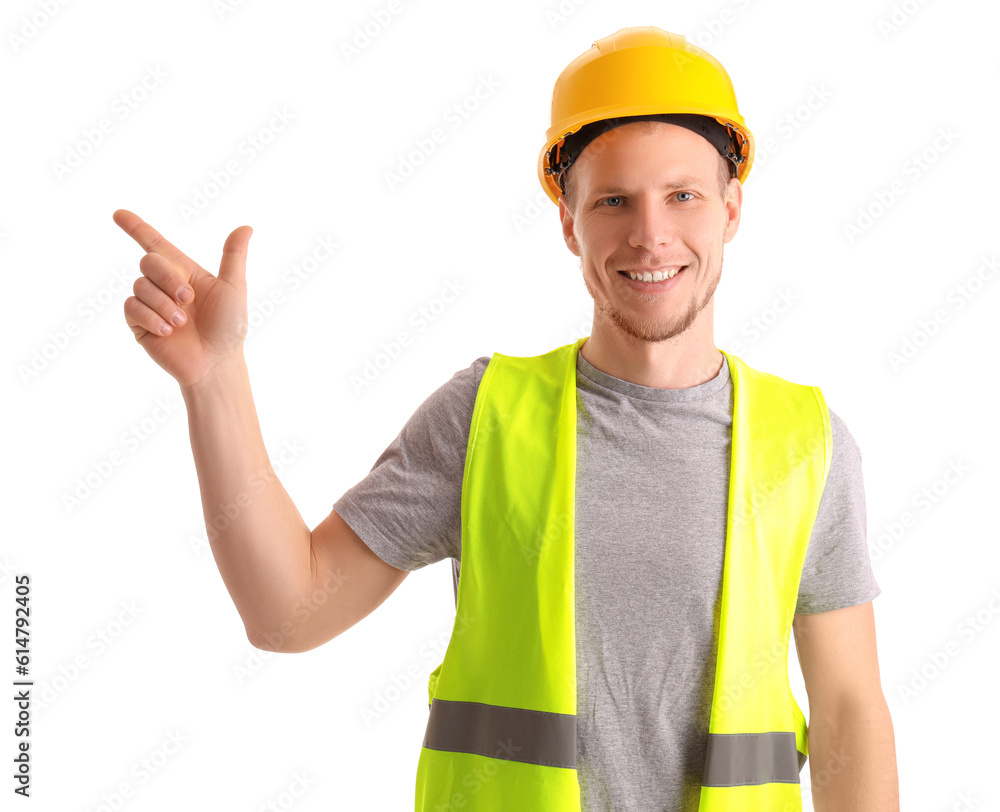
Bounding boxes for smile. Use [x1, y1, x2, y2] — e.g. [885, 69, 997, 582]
[618, 266, 686, 284]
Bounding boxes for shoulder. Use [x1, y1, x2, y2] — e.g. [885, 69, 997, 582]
[411, 355, 492, 434]
[480, 341, 585, 393]
[451, 355, 492, 402]
[723, 353, 829, 405]
[827, 406, 863, 479]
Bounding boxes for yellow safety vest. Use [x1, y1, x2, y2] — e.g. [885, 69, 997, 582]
[414, 337, 831, 811]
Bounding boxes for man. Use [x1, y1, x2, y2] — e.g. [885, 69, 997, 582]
[117, 25, 898, 812]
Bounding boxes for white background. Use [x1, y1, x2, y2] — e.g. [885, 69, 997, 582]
[4, 0, 997, 809]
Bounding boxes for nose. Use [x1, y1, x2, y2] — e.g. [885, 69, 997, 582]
[628, 196, 677, 253]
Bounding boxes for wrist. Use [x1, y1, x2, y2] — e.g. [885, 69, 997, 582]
[180, 352, 250, 401]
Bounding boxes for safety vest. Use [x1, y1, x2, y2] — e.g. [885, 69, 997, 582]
[414, 336, 831, 811]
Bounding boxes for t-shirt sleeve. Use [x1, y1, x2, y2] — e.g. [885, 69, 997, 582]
[332, 356, 491, 572]
[795, 408, 882, 614]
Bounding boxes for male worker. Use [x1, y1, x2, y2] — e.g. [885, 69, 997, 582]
[116, 25, 898, 812]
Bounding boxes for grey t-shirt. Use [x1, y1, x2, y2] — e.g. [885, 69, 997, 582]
[334, 348, 881, 812]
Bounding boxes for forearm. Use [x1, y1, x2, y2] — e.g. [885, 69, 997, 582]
[808, 698, 899, 812]
[181, 352, 312, 644]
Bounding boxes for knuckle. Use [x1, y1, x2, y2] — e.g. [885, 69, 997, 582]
[133, 275, 162, 302]
[133, 278, 151, 301]
[124, 297, 147, 324]
[124, 295, 149, 319]
[139, 251, 169, 278]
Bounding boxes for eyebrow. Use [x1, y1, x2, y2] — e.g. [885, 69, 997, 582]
[590, 177, 706, 196]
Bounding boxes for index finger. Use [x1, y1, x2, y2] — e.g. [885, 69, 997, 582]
[112, 209, 204, 279]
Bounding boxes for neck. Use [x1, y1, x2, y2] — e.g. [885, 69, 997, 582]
[580, 307, 723, 389]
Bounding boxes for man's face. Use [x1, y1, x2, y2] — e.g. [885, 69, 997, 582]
[558, 121, 742, 345]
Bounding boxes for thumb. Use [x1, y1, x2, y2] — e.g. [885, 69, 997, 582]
[218, 225, 253, 289]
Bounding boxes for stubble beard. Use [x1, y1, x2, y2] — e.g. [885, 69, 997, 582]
[583, 254, 723, 344]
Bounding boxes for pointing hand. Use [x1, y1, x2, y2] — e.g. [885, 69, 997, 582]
[115, 209, 252, 389]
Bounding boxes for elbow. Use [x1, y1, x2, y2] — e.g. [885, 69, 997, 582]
[246, 624, 301, 654]
[809, 690, 894, 738]
[246, 619, 333, 654]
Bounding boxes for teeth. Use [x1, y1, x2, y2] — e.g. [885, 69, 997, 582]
[627, 267, 681, 282]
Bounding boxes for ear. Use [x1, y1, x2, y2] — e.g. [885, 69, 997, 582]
[559, 195, 581, 257]
[722, 178, 743, 244]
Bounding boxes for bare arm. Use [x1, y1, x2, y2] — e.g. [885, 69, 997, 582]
[182, 357, 408, 652]
[180, 353, 313, 645]
[793, 602, 900, 811]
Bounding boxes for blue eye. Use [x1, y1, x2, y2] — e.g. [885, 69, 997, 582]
[602, 196, 623, 207]
[677, 192, 694, 202]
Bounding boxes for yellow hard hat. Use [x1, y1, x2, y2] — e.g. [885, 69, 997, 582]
[538, 26, 755, 206]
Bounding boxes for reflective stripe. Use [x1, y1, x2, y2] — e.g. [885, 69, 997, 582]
[702, 732, 804, 787]
[423, 698, 577, 770]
